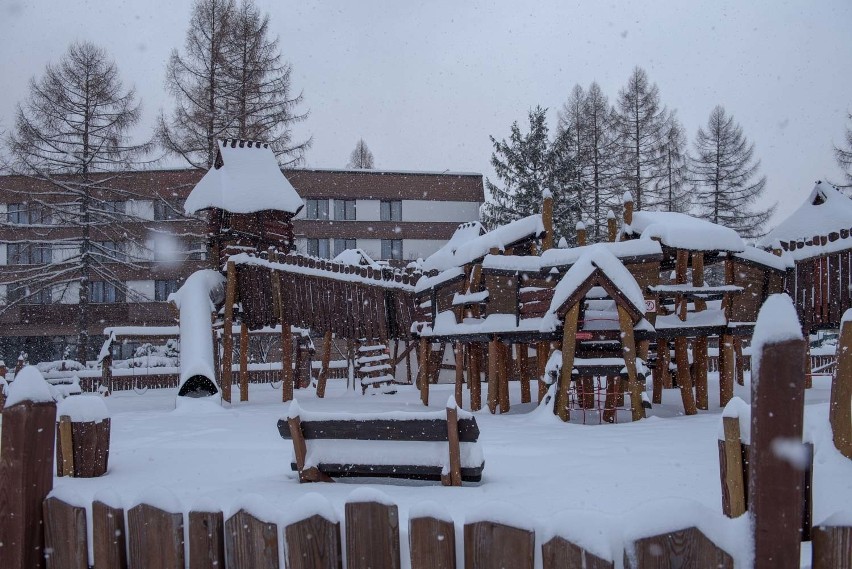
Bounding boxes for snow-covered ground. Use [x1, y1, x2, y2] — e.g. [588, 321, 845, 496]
[48, 372, 851, 568]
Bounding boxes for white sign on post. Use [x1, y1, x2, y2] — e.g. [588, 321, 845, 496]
[645, 299, 657, 313]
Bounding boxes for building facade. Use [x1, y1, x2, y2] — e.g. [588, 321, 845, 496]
[0, 168, 484, 363]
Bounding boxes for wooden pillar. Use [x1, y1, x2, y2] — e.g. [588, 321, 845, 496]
[498, 342, 510, 414]
[750, 337, 806, 568]
[556, 304, 580, 422]
[315, 331, 333, 399]
[692, 252, 706, 311]
[536, 340, 549, 402]
[805, 344, 813, 389]
[618, 305, 645, 421]
[542, 191, 554, 251]
[719, 334, 735, 409]
[222, 260, 236, 403]
[719, 416, 747, 518]
[830, 317, 852, 458]
[281, 324, 293, 403]
[239, 321, 249, 402]
[445, 402, 462, 487]
[675, 250, 689, 321]
[734, 336, 745, 386]
[659, 338, 672, 388]
[675, 337, 697, 415]
[0, 399, 57, 569]
[607, 210, 617, 242]
[603, 376, 618, 423]
[470, 343, 482, 411]
[518, 343, 530, 404]
[487, 336, 500, 414]
[576, 221, 587, 246]
[694, 336, 709, 410]
[454, 342, 464, 408]
[418, 337, 430, 406]
[579, 376, 594, 409]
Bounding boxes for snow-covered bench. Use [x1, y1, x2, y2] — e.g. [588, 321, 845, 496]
[277, 400, 484, 485]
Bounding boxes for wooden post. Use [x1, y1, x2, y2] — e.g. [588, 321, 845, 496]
[607, 210, 617, 242]
[93, 500, 128, 569]
[43, 497, 88, 569]
[576, 221, 587, 246]
[225, 510, 280, 568]
[418, 338, 430, 407]
[222, 260, 236, 402]
[734, 337, 745, 386]
[627, 527, 733, 569]
[750, 337, 806, 569]
[284, 514, 342, 569]
[410, 516, 455, 569]
[498, 342, 510, 414]
[239, 321, 249, 401]
[542, 191, 554, 251]
[556, 304, 581, 422]
[454, 342, 464, 408]
[659, 339, 672, 389]
[805, 344, 813, 389]
[0, 399, 56, 569]
[58, 414, 75, 476]
[289, 414, 308, 481]
[812, 525, 852, 569]
[316, 330, 333, 398]
[543, 535, 614, 569]
[675, 337, 697, 415]
[470, 343, 482, 411]
[675, 250, 689, 321]
[830, 317, 852, 459]
[345, 500, 401, 569]
[719, 416, 746, 518]
[282, 324, 294, 402]
[189, 509, 225, 569]
[464, 520, 534, 569]
[487, 337, 500, 414]
[518, 343, 530, 404]
[618, 305, 645, 421]
[694, 336, 709, 410]
[692, 251, 706, 311]
[536, 340, 549, 402]
[603, 376, 618, 423]
[445, 402, 462, 487]
[102, 351, 113, 395]
[719, 334, 735, 408]
[127, 503, 185, 569]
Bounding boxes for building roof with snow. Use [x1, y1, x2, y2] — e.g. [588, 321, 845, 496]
[623, 211, 745, 253]
[184, 139, 304, 215]
[759, 181, 852, 250]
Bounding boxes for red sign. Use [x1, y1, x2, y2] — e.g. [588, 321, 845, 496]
[576, 331, 593, 340]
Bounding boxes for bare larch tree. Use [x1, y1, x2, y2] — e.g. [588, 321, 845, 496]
[655, 111, 691, 213]
[834, 113, 852, 189]
[347, 139, 375, 169]
[690, 105, 775, 238]
[3, 41, 153, 362]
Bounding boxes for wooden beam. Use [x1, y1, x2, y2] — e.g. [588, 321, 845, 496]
[676, 249, 689, 321]
[487, 336, 499, 414]
[498, 342, 510, 414]
[315, 331, 333, 398]
[239, 321, 249, 402]
[675, 337, 697, 415]
[518, 343, 530, 404]
[536, 340, 549, 402]
[694, 336, 709, 410]
[419, 338, 430, 406]
[446, 404, 462, 487]
[281, 324, 293, 402]
[719, 416, 746, 518]
[831, 318, 852, 458]
[222, 261, 236, 403]
[720, 334, 735, 408]
[692, 252, 706, 311]
[542, 192, 554, 251]
[454, 342, 464, 408]
[734, 336, 745, 386]
[470, 343, 482, 411]
[556, 303, 581, 422]
[618, 305, 645, 421]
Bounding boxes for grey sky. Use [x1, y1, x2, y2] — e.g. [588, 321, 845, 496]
[2, 0, 851, 224]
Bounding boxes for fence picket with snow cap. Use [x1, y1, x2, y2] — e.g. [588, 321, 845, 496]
[625, 526, 733, 569]
[283, 493, 342, 569]
[345, 488, 401, 569]
[464, 503, 535, 569]
[541, 511, 615, 569]
[188, 498, 225, 569]
[42, 495, 87, 569]
[92, 491, 128, 569]
[127, 488, 185, 569]
[812, 522, 852, 569]
[408, 501, 456, 569]
[225, 495, 281, 569]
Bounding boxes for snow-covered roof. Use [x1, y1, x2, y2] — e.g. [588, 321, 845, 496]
[332, 248, 380, 269]
[625, 211, 745, 252]
[539, 239, 662, 269]
[421, 216, 544, 272]
[760, 181, 852, 247]
[184, 139, 303, 215]
[729, 246, 792, 272]
[547, 246, 646, 318]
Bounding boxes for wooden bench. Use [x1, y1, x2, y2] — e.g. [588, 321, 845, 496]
[278, 399, 484, 486]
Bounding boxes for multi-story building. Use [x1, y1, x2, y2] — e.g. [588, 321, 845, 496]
[0, 168, 484, 362]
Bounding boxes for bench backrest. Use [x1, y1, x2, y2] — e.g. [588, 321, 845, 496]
[277, 416, 479, 442]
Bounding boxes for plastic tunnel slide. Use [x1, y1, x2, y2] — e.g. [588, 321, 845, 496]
[168, 270, 226, 399]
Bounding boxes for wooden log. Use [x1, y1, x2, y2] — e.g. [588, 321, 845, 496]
[222, 260, 236, 402]
[674, 337, 697, 415]
[806, 343, 813, 389]
[464, 520, 535, 569]
[419, 337, 430, 407]
[43, 496, 87, 569]
[831, 318, 852, 458]
[240, 321, 250, 401]
[734, 336, 745, 386]
[603, 376, 618, 424]
[518, 343, 531, 404]
[127, 503, 185, 569]
[282, 323, 294, 402]
[692, 251, 706, 311]
[537, 340, 549, 402]
[454, 342, 464, 408]
[57, 414, 74, 476]
[719, 416, 746, 518]
[498, 342, 510, 414]
[0, 400, 56, 569]
[410, 516, 455, 569]
[542, 535, 614, 569]
[289, 415, 309, 482]
[92, 500, 128, 569]
[556, 303, 581, 422]
[812, 525, 852, 569]
[750, 338, 806, 569]
[694, 336, 709, 410]
[188, 509, 225, 569]
[542, 192, 554, 250]
[618, 305, 645, 421]
[317, 330, 333, 398]
[225, 509, 280, 569]
[659, 339, 672, 389]
[487, 337, 500, 414]
[470, 343, 482, 411]
[345, 500, 401, 569]
[719, 334, 735, 408]
[446, 403, 462, 487]
[284, 514, 342, 569]
[625, 526, 733, 569]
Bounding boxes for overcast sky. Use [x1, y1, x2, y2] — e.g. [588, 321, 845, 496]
[2, 0, 851, 224]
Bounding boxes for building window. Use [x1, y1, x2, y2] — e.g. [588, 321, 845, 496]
[380, 200, 402, 221]
[89, 281, 125, 303]
[307, 238, 331, 258]
[7, 203, 51, 225]
[333, 238, 357, 256]
[154, 200, 182, 221]
[102, 201, 126, 215]
[6, 284, 51, 305]
[7, 243, 52, 265]
[92, 241, 126, 264]
[305, 199, 329, 220]
[381, 239, 403, 260]
[155, 279, 180, 301]
[334, 199, 356, 221]
[186, 240, 207, 261]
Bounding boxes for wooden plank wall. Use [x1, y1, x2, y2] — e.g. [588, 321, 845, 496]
[789, 250, 852, 331]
